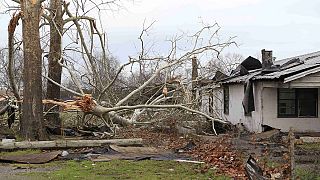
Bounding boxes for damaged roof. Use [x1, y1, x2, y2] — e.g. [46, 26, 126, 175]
[220, 51, 320, 84]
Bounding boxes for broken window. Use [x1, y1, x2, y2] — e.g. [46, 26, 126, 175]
[243, 83, 254, 116]
[223, 86, 229, 114]
[209, 89, 214, 114]
[278, 88, 318, 118]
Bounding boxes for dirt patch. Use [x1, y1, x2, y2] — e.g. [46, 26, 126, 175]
[0, 163, 60, 180]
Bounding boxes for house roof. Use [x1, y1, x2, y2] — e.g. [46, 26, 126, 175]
[220, 51, 320, 84]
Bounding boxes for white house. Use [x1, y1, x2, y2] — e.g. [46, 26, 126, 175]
[201, 50, 320, 133]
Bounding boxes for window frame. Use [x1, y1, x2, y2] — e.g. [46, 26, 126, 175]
[277, 88, 318, 118]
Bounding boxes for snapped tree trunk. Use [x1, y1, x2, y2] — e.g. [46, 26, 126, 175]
[21, 0, 47, 140]
[45, 0, 63, 127]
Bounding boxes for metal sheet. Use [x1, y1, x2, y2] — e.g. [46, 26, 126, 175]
[0, 151, 61, 164]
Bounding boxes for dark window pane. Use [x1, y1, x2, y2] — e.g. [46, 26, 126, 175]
[297, 88, 318, 117]
[278, 88, 318, 118]
[279, 100, 296, 116]
[278, 88, 296, 117]
[224, 86, 229, 114]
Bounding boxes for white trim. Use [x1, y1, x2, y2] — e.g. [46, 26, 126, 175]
[284, 66, 320, 83]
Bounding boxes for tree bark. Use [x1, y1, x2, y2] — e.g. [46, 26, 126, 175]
[0, 138, 143, 150]
[45, 0, 63, 127]
[20, 0, 47, 140]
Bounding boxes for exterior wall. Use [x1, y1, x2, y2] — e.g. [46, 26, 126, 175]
[212, 88, 224, 120]
[200, 88, 211, 115]
[289, 71, 320, 87]
[262, 87, 320, 132]
[223, 83, 263, 132]
[202, 73, 320, 133]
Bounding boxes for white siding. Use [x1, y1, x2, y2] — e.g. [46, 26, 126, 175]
[224, 83, 263, 132]
[262, 87, 320, 132]
[289, 71, 320, 87]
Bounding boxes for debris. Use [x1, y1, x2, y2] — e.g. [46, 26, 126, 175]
[299, 137, 320, 143]
[46, 126, 77, 136]
[176, 141, 196, 153]
[188, 136, 246, 178]
[0, 138, 143, 150]
[253, 129, 280, 142]
[90, 154, 149, 161]
[174, 159, 204, 164]
[175, 125, 196, 135]
[270, 173, 281, 180]
[109, 145, 166, 155]
[61, 151, 69, 157]
[2, 139, 15, 143]
[0, 151, 61, 164]
[245, 156, 267, 180]
[86, 144, 190, 162]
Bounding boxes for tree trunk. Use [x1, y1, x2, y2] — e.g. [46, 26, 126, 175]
[191, 56, 199, 108]
[20, 0, 47, 140]
[45, 0, 63, 127]
[0, 138, 143, 150]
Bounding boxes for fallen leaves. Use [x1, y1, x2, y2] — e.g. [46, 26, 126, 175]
[188, 136, 246, 178]
[118, 128, 246, 178]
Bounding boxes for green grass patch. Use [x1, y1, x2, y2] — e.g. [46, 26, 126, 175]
[295, 168, 320, 180]
[297, 143, 320, 151]
[23, 160, 230, 180]
[265, 160, 281, 169]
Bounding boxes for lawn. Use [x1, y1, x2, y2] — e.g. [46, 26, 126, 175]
[21, 160, 230, 180]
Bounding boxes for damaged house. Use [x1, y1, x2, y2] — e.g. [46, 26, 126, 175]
[201, 50, 320, 132]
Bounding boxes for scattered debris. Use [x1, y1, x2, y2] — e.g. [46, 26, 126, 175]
[109, 145, 166, 155]
[299, 137, 320, 143]
[252, 129, 280, 142]
[1, 139, 15, 143]
[88, 145, 189, 162]
[174, 159, 204, 164]
[245, 156, 267, 180]
[61, 150, 69, 157]
[176, 141, 196, 153]
[188, 136, 246, 178]
[0, 151, 61, 164]
[46, 126, 77, 136]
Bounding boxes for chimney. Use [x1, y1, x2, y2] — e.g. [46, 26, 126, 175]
[261, 49, 273, 69]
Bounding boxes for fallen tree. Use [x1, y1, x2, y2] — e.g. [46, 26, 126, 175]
[0, 138, 143, 150]
[43, 94, 227, 135]
[5, 0, 234, 136]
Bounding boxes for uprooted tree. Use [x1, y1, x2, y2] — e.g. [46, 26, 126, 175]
[5, 0, 235, 140]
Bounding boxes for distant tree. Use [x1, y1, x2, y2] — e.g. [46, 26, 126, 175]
[201, 53, 243, 78]
[45, 0, 63, 127]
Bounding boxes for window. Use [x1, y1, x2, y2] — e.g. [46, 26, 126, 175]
[223, 86, 229, 114]
[209, 89, 213, 114]
[244, 84, 253, 116]
[278, 88, 318, 118]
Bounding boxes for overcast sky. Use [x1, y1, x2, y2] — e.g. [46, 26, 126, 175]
[1, 0, 320, 63]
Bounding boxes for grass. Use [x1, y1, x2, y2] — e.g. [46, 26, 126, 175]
[0, 149, 42, 157]
[295, 168, 320, 180]
[22, 160, 231, 180]
[297, 143, 320, 151]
